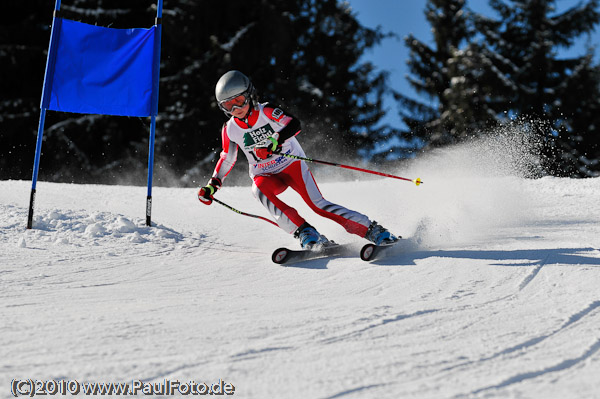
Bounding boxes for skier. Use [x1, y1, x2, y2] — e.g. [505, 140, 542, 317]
[198, 70, 398, 249]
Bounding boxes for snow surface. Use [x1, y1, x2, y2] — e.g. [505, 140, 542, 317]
[2, 139, 600, 399]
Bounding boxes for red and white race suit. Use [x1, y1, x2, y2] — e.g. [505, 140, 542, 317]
[211, 102, 370, 236]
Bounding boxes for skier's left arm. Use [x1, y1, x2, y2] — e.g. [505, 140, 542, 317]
[253, 104, 301, 160]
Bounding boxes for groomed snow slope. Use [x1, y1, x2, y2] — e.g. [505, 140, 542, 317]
[1, 142, 599, 398]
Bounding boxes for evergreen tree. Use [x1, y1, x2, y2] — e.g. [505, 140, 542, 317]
[550, 53, 600, 176]
[472, 0, 600, 176]
[169, 0, 393, 177]
[0, 1, 55, 181]
[395, 0, 490, 150]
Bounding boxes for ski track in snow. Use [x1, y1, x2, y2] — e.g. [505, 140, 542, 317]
[1, 172, 600, 399]
[467, 338, 600, 397]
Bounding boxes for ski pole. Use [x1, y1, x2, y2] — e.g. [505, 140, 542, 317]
[212, 197, 279, 227]
[280, 153, 423, 186]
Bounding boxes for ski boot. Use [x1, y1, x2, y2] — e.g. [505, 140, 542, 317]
[294, 222, 330, 249]
[365, 221, 399, 245]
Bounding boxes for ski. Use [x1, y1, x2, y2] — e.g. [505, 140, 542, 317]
[273, 238, 402, 264]
[272, 243, 349, 265]
[360, 240, 400, 262]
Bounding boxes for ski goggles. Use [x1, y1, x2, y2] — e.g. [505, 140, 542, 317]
[218, 93, 249, 113]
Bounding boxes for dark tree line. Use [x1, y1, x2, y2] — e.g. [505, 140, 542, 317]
[1, 0, 600, 186]
[0, 0, 392, 186]
[396, 0, 600, 177]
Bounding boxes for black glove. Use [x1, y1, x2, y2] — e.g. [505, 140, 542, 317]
[198, 177, 222, 205]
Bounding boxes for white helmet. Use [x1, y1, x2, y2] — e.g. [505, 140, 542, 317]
[215, 70, 257, 115]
